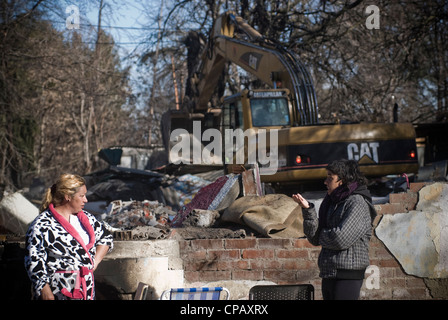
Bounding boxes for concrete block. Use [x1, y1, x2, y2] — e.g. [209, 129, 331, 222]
[0, 192, 38, 234]
[96, 240, 184, 299]
[95, 256, 184, 299]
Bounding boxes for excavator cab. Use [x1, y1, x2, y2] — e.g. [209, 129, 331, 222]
[221, 89, 293, 131]
[249, 91, 291, 127]
[220, 89, 292, 175]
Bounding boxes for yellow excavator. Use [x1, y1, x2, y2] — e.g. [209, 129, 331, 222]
[162, 11, 418, 186]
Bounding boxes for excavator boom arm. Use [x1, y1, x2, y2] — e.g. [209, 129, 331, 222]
[192, 12, 318, 125]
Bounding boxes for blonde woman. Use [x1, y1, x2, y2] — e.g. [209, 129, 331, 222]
[25, 173, 113, 300]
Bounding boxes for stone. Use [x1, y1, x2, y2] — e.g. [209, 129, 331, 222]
[0, 192, 38, 234]
[375, 183, 448, 278]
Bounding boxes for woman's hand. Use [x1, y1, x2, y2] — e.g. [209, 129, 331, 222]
[40, 284, 55, 300]
[292, 193, 310, 209]
[93, 245, 110, 272]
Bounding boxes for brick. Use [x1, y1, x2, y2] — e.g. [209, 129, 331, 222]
[257, 238, 291, 248]
[376, 267, 396, 279]
[232, 270, 263, 281]
[292, 238, 315, 248]
[406, 277, 427, 288]
[385, 277, 406, 288]
[184, 271, 200, 283]
[392, 287, 428, 299]
[281, 260, 304, 270]
[276, 249, 308, 259]
[369, 243, 395, 261]
[375, 203, 405, 214]
[182, 261, 199, 271]
[216, 260, 250, 270]
[196, 270, 231, 281]
[184, 259, 216, 271]
[410, 182, 428, 193]
[264, 270, 297, 281]
[242, 249, 274, 259]
[199, 260, 219, 271]
[225, 238, 257, 249]
[298, 259, 317, 270]
[364, 288, 393, 300]
[377, 258, 401, 268]
[296, 269, 319, 282]
[191, 239, 224, 250]
[388, 192, 408, 203]
[369, 236, 382, 246]
[405, 288, 429, 298]
[389, 192, 418, 211]
[250, 259, 282, 270]
[372, 215, 382, 227]
[181, 250, 206, 261]
[208, 249, 240, 260]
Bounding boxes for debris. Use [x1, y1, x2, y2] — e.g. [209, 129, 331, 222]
[131, 225, 170, 240]
[242, 165, 263, 196]
[107, 226, 171, 241]
[85, 166, 167, 204]
[416, 160, 447, 182]
[96, 169, 251, 239]
[171, 227, 246, 240]
[0, 192, 38, 235]
[111, 229, 132, 241]
[93, 164, 297, 239]
[182, 209, 220, 228]
[104, 199, 175, 227]
[171, 174, 240, 227]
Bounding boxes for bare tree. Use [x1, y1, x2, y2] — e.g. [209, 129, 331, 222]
[137, 0, 447, 126]
[0, 0, 137, 189]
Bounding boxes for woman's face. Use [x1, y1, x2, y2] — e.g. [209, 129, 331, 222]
[324, 170, 342, 194]
[67, 185, 88, 213]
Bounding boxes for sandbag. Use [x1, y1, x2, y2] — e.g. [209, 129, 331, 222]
[221, 194, 304, 238]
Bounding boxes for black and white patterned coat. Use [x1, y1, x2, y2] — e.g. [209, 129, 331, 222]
[25, 204, 113, 300]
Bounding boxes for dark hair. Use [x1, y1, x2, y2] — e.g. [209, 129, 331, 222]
[326, 159, 367, 186]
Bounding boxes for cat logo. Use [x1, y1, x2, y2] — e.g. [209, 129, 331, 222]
[347, 142, 380, 164]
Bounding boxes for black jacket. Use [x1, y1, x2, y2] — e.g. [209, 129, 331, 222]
[302, 186, 377, 279]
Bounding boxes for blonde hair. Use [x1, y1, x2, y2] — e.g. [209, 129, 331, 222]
[40, 173, 86, 212]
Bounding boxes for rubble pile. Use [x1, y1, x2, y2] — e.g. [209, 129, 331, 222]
[102, 200, 176, 240]
[104, 200, 175, 228]
[87, 164, 278, 241]
[97, 170, 251, 240]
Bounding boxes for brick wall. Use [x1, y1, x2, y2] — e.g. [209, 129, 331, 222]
[178, 182, 433, 300]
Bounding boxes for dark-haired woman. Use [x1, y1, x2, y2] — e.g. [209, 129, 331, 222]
[25, 173, 113, 300]
[293, 159, 377, 300]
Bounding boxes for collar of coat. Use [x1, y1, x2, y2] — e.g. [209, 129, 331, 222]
[49, 203, 95, 252]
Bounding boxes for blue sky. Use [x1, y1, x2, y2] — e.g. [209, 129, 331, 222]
[82, 1, 161, 108]
[85, 1, 149, 57]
